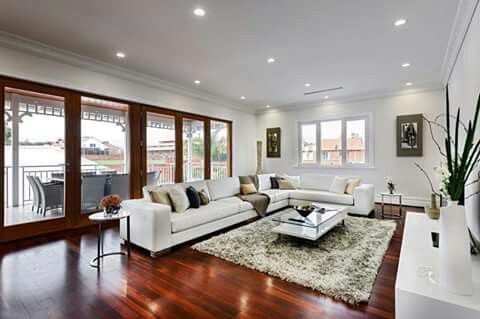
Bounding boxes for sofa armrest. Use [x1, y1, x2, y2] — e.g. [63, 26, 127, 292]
[119, 199, 172, 253]
[352, 184, 375, 215]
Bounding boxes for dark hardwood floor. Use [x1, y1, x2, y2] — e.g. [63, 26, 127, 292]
[0, 205, 422, 319]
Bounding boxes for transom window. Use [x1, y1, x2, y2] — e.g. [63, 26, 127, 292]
[298, 115, 371, 167]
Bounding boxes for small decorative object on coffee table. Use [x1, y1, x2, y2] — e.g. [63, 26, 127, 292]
[293, 204, 315, 217]
[88, 210, 131, 268]
[380, 192, 403, 219]
[385, 176, 396, 194]
[100, 194, 122, 216]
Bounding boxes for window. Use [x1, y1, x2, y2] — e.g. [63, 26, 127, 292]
[80, 97, 130, 213]
[300, 123, 316, 164]
[298, 115, 370, 167]
[210, 120, 230, 179]
[183, 118, 205, 182]
[146, 112, 175, 185]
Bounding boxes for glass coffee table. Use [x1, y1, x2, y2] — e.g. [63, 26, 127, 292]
[272, 206, 347, 241]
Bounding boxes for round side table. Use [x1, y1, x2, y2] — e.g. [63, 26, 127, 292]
[88, 210, 131, 268]
[380, 192, 403, 219]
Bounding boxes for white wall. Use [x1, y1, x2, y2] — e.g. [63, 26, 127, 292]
[448, 4, 480, 241]
[256, 90, 446, 206]
[0, 45, 257, 176]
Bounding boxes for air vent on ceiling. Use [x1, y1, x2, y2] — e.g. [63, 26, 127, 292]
[304, 86, 344, 96]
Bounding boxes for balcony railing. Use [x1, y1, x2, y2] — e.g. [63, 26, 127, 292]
[5, 162, 229, 208]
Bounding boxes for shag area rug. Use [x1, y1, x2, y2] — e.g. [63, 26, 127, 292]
[192, 214, 396, 304]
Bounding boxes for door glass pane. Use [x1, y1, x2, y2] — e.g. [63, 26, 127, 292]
[183, 118, 204, 181]
[210, 121, 229, 179]
[346, 119, 366, 164]
[80, 97, 129, 213]
[146, 112, 175, 185]
[301, 124, 316, 164]
[4, 87, 65, 226]
[320, 120, 342, 166]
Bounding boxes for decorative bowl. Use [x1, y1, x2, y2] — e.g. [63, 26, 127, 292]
[294, 205, 315, 217]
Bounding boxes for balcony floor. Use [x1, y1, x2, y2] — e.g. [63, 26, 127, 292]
[4, 205, 63, 226]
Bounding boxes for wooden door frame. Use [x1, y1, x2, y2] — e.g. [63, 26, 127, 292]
[0, 78, 77, 241]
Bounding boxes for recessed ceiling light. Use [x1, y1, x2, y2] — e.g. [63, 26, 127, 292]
[394, 19, 407, 26]
[116, 52, 126, 59]
[304, 83, 311, 87]
[194, 80, 201, 85]
[402, 63, 411, 68]
[405, 82, 413, 86]
[193, 8, 205, 17]
[267, 58, 275, 63]
[240, 96, 246, 100]
[265, 105, 271, 108]
[324, 95, 329, 99]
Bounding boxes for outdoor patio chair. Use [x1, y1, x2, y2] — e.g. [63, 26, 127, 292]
[33, 176, 64, 216]
[81, 175, 108, 211]
[26, 175, 41, 214]
[146, 171, 158, 186]
[108, 173, 129, 199]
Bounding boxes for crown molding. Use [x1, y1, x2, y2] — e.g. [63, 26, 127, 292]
[441, 0, 480, 85]
[256, 85, 444, 114]
[0, 31, 255, 114]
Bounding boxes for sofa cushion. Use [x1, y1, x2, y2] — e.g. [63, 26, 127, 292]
[289, 189, 354, 205]
[300, 174, 334, 191]
[206, 177, 241, 200]
[261, 189, 290, 203]
[170, 201, 240, 233]
[257, 173, 276, 191]
[216, 196, 254, 212]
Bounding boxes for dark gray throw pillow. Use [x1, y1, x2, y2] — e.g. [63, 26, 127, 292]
[185, 186, 201, 209]
[270, 176, 284, 189]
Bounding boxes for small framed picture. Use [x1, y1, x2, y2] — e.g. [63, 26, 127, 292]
[266, 127, 281, 158]
[396, 114, 423, 157]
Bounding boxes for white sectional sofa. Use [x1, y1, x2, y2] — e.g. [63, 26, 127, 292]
[119, 174, 375, 256]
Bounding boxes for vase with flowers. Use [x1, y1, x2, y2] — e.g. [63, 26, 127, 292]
[415, 87, 480, 295]
[100, 195, 122, 216]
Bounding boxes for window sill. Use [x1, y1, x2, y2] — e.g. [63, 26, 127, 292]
[293, 163, 376, 170]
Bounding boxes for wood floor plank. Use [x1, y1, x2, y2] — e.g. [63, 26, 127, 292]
[0, 205, 421, 318]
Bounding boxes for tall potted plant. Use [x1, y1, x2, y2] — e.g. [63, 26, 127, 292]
[436, 87, 480, 295]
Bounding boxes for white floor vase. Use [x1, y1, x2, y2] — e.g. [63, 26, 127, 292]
[439, 200, 473, 295]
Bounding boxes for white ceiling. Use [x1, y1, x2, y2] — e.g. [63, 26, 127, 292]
[0, 0, 459, 112]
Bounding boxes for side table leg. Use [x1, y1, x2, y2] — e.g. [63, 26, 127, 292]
[381, 195, 385, 218]
[97, 223, 102, 268]
[127, 216, 131, 256]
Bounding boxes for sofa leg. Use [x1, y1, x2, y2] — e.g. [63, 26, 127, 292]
[150, 249, 170, 258]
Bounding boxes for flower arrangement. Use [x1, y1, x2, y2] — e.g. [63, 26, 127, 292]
[416, 88, 480, 203]
[100, 195, 122, 215]
[385, 176, 396, 194]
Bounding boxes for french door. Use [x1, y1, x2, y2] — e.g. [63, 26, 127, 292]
[0, 78, 80, 241]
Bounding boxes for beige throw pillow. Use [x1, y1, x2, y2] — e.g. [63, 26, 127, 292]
[277, 179, 295, 190]
[149, 190, 173, 208]
[198, 189, 210, 205]
[168, 186, 190, 213]
[240, 183, 257, 195]
[345, 178, 361, 194]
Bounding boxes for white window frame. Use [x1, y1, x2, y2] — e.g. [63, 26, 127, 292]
[297, 113, 374, 168]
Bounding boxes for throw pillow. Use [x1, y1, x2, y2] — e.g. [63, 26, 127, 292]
[329, 176, 349, 194]
[185, 186, 201, 209]
[258, 173, 276, 191]
[345, 178, 361, 194]
[149, 190, 172, 208]
[168, 186, 190, 213]
[239, 175, 253, 184]
[279, 174, 301, 188]
[277, 179, 295, 190]
[198, 189, 210, 205]
[240, 183, 257, 195]
[270, 176, 282, 189]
